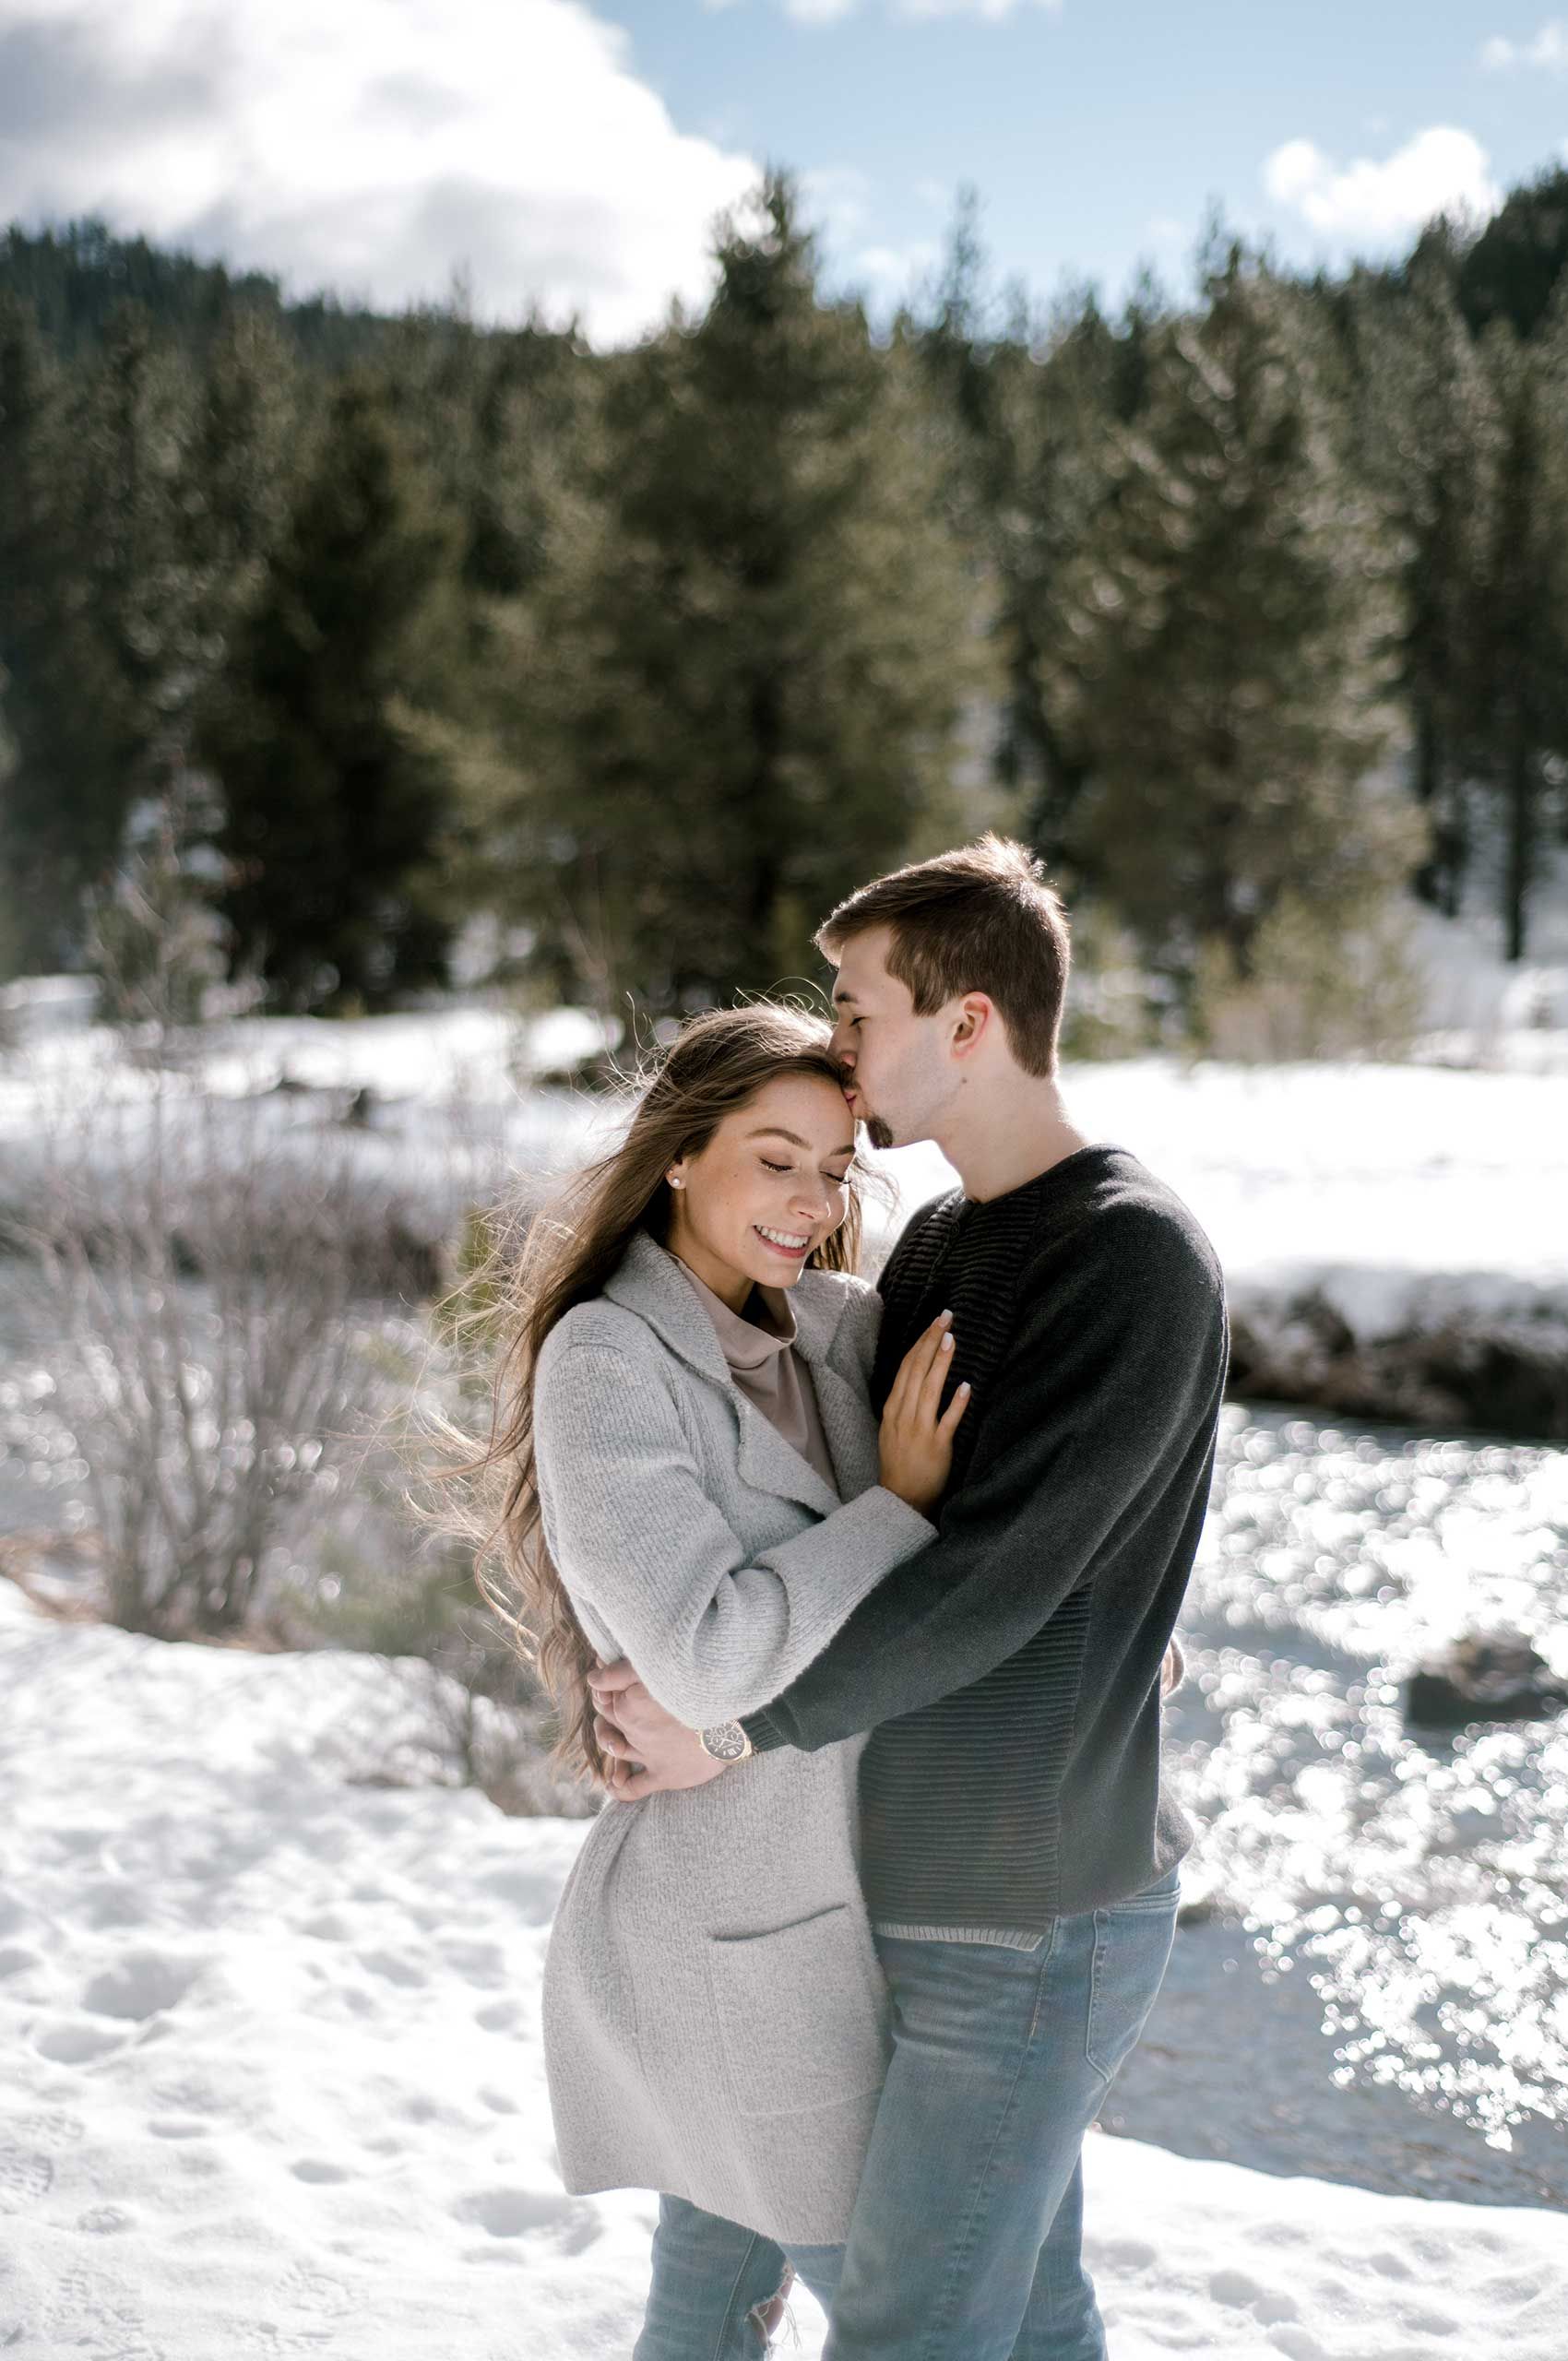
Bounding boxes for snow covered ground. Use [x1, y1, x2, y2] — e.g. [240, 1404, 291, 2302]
[1, 1573, 1563, 2361]
[4, 990, 1563, 1430]
[3, 1000, 1562, 1287]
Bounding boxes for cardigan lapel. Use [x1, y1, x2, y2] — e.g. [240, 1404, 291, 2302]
[601, 1233, 846, 1517]
[790, 1277, 882, 1503]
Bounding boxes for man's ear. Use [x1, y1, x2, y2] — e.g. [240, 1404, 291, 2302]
[950, 993, 994, 1061]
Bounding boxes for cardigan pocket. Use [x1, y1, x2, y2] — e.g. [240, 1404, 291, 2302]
[707, 1904, 890, 2120]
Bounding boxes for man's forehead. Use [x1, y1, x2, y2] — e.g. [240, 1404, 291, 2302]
[829, 928, 897, 1003]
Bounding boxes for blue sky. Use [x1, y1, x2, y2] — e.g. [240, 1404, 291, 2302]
[0, 0, 1562, 341]
[612, 0, 1566, 311]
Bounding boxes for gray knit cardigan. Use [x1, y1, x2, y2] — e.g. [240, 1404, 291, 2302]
[532, 1229, 934, 2244]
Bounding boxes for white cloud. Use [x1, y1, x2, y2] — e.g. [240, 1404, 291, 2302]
[800, 163, 873, 241]
[1481, 21, 1568, 68]
[783, 0, 1060, 20]
[0, 0, 759, 345]
[797, 170, 936, 304]
[1263, 126, 1503, 243]
[894, 0, 1062, 16]
[850, 237, 941, 291]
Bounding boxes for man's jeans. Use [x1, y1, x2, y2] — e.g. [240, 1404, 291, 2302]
[632, 1866, 1180, 2361]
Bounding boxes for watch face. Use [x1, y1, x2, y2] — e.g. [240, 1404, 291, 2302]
[702, 1722, 749, 1761]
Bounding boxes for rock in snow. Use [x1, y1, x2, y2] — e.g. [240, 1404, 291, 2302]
[1, 1579, 1563, 2356]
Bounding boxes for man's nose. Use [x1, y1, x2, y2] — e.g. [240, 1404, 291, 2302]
[829, 1022, 856, 1069]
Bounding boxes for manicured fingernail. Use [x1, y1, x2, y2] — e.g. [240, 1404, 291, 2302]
[941, 1333, 953, 1350]
[958, 1381, 971, 1393]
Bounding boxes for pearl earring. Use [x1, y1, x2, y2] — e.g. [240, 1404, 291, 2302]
[668, 1174, 684, 1189]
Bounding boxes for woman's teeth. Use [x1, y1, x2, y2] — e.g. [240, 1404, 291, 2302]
[754, 1225, 809, 1255]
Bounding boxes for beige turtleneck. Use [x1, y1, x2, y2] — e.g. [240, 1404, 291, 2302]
[677, 1261, 838, 1495]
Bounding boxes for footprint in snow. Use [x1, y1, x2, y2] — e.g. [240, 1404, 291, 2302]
[84, 1882, 148, 1930]
[82, 1950, 203, 2021]
[31, 2016, 129, 2064]
[1209, 2269, 1298, 2319]
[474, 1999, 521, 2034]
[357, 1947, 426, 1989]
[277, 2262, 358, 2319]
[301, 1911, 353, 1942]
[0, 2149, 53, 2211]
[477, 1866, 561, 1924]
[14, 2110, 85, 2148]
[452, 2185, 600, 2252]
[440, 1936, 508, 1986]
[76, 2203, 137, 2234]
[1266, 2328, 1328, 2361]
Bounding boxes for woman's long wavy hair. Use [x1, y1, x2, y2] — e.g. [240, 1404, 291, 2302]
[452, 1003, 866, 1787]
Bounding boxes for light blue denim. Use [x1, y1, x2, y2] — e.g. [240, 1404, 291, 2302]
[631, 1865, 1181, 2361]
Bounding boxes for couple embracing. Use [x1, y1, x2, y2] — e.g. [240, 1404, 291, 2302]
[478, 836, 1228, 2358]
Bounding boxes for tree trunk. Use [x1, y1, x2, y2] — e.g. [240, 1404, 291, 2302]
[1503, 730, 1533, 963]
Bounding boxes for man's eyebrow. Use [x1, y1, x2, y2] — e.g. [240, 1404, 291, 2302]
[832, 987, 860, 1007]
[746, 1127, 856, 1159]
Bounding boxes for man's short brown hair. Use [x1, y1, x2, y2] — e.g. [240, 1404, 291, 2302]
[815, 835, 1071, 1079]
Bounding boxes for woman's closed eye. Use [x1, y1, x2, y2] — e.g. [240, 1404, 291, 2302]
[760, 1158, 851, 1186]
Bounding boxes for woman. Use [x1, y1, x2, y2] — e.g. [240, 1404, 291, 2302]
[469, 1003, 968, 2351]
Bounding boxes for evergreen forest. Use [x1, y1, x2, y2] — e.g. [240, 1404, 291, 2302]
[4, 169, 1568, 1040]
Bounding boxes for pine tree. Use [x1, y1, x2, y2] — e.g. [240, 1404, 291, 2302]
[971, 299, 1123, 870]
[75, 303, 206, 820]
[0, 295, 134, 965]
[200, 377, 462, 1009]
[1453, 165, 1568, 341]
[1473, 315, 1568, 959]
[521, 174, 982, 1015]
[1064, 246, 1406, 983]
[182, 306, 302, 640]
[1349, 253, 1500, 915]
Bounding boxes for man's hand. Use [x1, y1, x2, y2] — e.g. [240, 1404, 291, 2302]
[589, 1661, 736, 1800]
[1160, 1637, 1186, 1699]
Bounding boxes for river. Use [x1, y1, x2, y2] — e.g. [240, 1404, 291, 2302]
[2, 1286, 1563, 2209]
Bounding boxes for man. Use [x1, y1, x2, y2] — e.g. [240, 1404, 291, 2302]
[591, 836, 1228, 2359]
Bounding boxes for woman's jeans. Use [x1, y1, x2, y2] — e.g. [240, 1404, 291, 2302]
[632, 1866, 1181, 2361]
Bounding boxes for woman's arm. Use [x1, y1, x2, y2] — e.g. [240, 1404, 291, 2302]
[532, 1337, 935, 1729]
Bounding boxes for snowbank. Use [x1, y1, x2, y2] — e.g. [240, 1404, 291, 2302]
[1, 1578, 1562, 2359]
[877, 1059, 1568, 1432]
[3, 1008, 1565, 1430]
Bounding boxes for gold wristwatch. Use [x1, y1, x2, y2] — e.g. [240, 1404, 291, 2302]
[698, 1719, 754, 1762]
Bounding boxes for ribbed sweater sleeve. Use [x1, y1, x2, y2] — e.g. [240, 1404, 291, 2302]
[532, 1336, 935, 1729]
[742, 1202, 1227, 1753]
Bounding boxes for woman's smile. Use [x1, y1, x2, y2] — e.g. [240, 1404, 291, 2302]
[753, 1223, 811, 1260]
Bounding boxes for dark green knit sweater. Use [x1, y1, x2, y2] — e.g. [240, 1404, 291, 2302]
[740, 1144, 1229, 1926]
